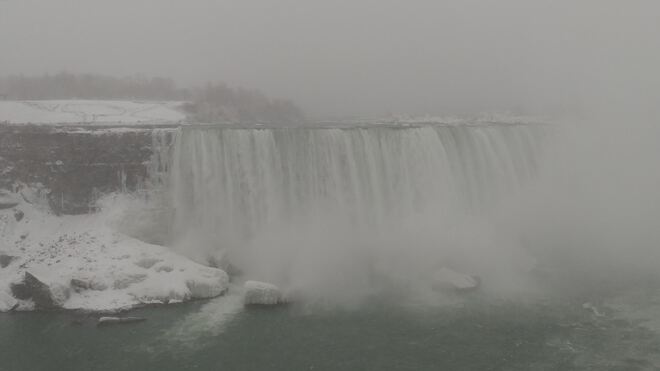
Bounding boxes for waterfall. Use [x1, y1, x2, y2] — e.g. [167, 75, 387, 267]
[148, 128, 177, 187]
[168, 124, 546, 252]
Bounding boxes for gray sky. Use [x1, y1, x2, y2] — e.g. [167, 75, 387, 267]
[1, 0, 659, 117]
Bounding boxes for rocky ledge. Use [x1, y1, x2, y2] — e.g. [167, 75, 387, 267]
[0, 124, 175, 214]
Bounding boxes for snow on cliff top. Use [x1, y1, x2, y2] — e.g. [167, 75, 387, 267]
[0, 100, 186, 125]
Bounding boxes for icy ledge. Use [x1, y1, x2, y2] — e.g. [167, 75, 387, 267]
[0, 195, 228, 313]
[244, 280, 285, 306]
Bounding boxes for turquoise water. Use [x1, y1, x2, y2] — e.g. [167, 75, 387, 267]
[2, 290, 660, 371]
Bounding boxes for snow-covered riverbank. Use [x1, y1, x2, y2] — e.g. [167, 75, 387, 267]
[0, 190, 228, 313]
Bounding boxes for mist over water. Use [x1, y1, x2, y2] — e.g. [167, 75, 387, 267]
[165, 124, 547, 304]
[161, 111, 660, 307]
[508, 119, 660, 292]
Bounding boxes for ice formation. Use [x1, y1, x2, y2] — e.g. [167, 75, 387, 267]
[0, 194, 228, 313]
[243, 280, 284, 305]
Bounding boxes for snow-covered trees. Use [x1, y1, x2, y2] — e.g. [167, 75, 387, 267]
[0, 73, 304, 125]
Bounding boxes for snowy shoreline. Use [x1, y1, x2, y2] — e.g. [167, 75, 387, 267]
[0, 190, 229, 313]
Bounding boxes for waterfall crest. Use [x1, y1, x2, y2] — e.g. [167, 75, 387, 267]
[170, 124, 544, 244]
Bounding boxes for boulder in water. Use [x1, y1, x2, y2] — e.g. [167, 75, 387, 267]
[97, 316, 147, 326]
[431, 267, 480, 292]
[244, 280, 284, 305]
[112, 273, 147, 290]
[185, 268, 229, 299]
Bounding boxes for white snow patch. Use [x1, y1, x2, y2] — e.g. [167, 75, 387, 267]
[0, 100, 186, 125]
[244, 280, 284, 305]
[0, 196, 228, 312]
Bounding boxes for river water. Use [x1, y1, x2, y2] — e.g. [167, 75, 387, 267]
[3, 286, 660, 371]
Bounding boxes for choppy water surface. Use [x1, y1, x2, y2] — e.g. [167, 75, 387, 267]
[2, 288, 660, 371]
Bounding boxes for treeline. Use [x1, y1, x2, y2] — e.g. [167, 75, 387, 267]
[0, 73, 180, 100]
[0, 72, 304, 125]
[182, 83, 304, 126]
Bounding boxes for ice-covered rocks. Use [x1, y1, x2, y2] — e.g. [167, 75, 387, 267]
[97, 316, 147, 326]
[186, 269, 229, 299]
[112, 273, 148, 290]
[244, 280, 284, 305]
[10, 272, 70, 309]
[0, 201, 229, 312]
[431, 267, 480, 292]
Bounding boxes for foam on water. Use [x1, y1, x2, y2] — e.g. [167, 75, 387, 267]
[165, 123, 547, 303]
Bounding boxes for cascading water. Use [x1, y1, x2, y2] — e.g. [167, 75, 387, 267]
[166, 123, 547, 301]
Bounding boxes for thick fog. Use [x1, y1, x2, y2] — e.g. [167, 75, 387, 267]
[2, 0, 660, 306]
[2, 0, 659, 118]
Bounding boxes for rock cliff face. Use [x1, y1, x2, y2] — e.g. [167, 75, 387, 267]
[0, 124, 175, 214]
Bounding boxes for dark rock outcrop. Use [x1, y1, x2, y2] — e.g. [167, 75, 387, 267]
[10, 272, 67, 309]
[0, 191, 19, 210]
[0, 254, 17, 268]
[244, 280, 285, 305]
[0, 124, 175, 214]
[70, 278, 107, 292]
[13, 209, 24, 221]
[70, 278, 91, 293]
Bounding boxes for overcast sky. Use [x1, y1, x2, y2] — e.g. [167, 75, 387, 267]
[1, 0, 659, 118]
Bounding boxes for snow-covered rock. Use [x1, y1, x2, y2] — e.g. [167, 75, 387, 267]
[97, 316, 146, 326]
[186, 269, 229, 299]
[431, 267, 480, 292]
[70, 278, 107, 293]
[0, 198, 229, 312]
[244, 280, 284, 305]
[9, 272, 70, 309]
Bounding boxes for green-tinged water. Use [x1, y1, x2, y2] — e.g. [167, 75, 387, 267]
[2, 291, 660, 371]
